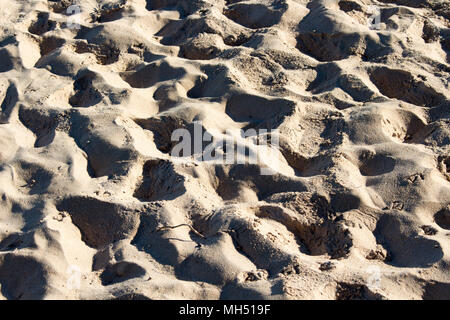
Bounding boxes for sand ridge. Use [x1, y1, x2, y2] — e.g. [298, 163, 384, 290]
[0, 0, 449, 299]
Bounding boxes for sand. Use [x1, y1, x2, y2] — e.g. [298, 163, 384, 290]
[0, 0, 449, 300]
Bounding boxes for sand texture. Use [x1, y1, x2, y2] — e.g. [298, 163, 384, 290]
[0, 0, 449, 300]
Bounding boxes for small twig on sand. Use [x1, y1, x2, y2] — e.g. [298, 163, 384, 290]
[156, 224, 206, 239]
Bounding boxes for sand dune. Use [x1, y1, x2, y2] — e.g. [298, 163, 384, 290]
[0, 0, 449, 299]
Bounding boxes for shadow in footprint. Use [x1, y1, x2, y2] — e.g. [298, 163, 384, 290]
[422, 281, 450, 300]
[28, 12, 56, 35]
[92, 1, 127, 23]
[369, 67, 447, 107]
[18, 106, 57, 147]
[434, 206, 450, 230]
[134, 159, 186, 202]
[0, 254, 49, 300]
[0, 82, 18, 124]
[100, 261, 147, 285]
[146, 0, 179, 11]
[225, 93, 295, 123]
[120, 61, 186, 88]
[69, 73, 103, 108]
[224, 1, 287, 29]
[336, 282, 383, 300]
[0, 49, 14, 73]
[56, 196, 140, 249]
[359, 153, 396, 176]
[374, 213, 444, 268]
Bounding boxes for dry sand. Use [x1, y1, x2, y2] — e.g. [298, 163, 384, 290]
[0, 0, 449, 300]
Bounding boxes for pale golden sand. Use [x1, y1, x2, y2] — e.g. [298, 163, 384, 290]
[0, 0, 448, 299]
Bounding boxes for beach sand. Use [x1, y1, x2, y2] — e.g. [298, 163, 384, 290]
[0, 0, 449, 299]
